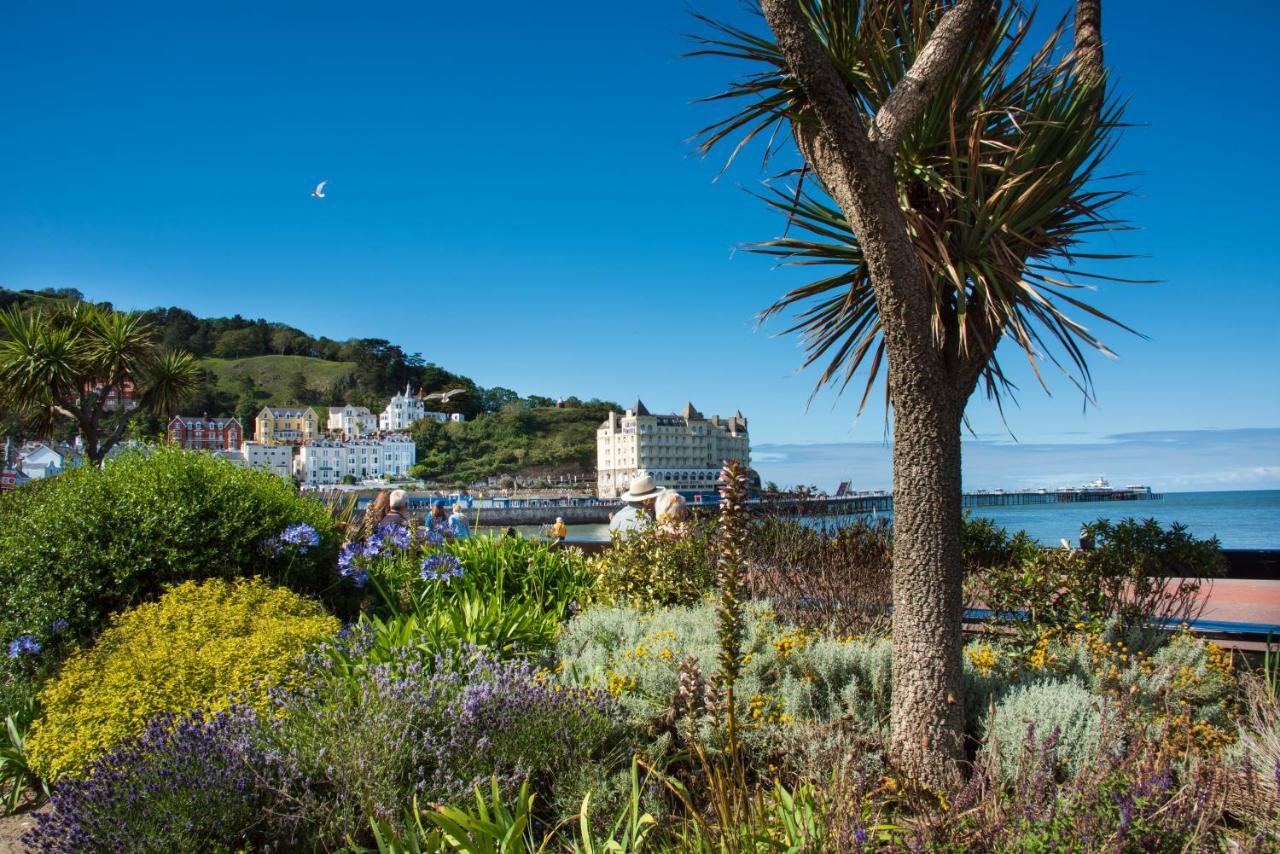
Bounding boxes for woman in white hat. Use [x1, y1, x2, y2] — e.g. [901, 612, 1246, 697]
[608, 471, 666, 536]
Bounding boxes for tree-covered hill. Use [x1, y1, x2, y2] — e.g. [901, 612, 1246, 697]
[409, 401, 614, 485]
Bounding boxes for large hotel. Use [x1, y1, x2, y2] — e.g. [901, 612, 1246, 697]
[596, 400, 749, 499]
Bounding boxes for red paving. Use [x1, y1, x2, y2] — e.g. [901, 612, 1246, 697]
[1191, 578, 1280, 627]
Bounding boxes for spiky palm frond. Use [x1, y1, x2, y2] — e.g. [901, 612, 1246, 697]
[86, 308, 157, 392]
[694, 1, 1144, 413]
[139, 350, 201, 418]
[0, 309, 89, 415]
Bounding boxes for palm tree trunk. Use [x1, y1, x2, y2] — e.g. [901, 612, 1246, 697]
[888, 363, 966, 792]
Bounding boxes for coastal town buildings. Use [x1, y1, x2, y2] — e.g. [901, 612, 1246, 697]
[14, 442, 67, 480]
[167, 416, 243, 451]
[596, 400, 750, 499]
[380, 385, 424, 432]
[327, 405, 377, 438]
[293, 434, 416, 486]
[379, 384, 465, 431]
[241, 441, 294, 478]
[255, 406, 320, 445]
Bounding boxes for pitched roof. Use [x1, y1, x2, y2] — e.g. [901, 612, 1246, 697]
[681, 401, 702, 420]
[261, 406, 315, 418]
[631, 399, 651, 417]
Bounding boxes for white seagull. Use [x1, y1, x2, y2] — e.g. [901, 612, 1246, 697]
[311, 180, 327, 199]
[423, 388, 466, 402]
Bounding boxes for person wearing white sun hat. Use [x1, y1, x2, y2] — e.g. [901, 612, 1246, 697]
[608, 471, 666, 536]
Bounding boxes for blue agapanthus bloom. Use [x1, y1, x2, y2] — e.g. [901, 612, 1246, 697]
[8, 635, 41, 658]
[278, 523, 321, 553]
[364, 533, 383, 558]
[336, 541, 369, 588]
[49, 618, 69, 634]
[415, 526, 445, 548]
[420, 553, 464, 582]
[377, 522, 412, 551]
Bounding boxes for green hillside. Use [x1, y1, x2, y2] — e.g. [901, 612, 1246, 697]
[200, 355, 357, 416]
[409, 402, 614, 485]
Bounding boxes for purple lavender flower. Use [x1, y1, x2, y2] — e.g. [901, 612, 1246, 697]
[420, 553, 464, 582]
[24, 707, 292, 853]
[278, 522, 321, 552]
[854, 827, 869, 846]
[8, 634, 41, 657]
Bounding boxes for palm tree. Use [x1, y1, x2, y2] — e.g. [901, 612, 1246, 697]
[0, 303, 201, 465]
[694, 0, 1132, 788]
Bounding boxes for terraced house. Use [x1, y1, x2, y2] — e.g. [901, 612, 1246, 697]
[255, 406, 320, 446]
[293, 434, 415, 486]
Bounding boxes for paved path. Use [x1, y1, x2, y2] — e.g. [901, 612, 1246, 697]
[1190, 578, 1280, 626]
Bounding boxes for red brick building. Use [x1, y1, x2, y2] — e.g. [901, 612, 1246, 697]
[168, 416, 243, 451]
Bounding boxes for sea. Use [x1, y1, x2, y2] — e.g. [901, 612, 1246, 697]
[490, 490, 1280, 549]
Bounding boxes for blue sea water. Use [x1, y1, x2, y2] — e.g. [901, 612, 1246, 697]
[964, 490, 1280, 549]
[544, 489, 1280, 548]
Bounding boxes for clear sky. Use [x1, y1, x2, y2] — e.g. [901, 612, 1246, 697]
[2, 1, 1277, 490]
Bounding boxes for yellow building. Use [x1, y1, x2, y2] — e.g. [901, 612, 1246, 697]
[255, 406, 319, 446]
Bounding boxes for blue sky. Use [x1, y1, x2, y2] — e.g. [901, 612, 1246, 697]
[1, 1, 1277, 490]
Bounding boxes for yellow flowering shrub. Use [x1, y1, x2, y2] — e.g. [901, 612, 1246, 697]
[589, 523, 716, 610]
[28, 577, 338, 781]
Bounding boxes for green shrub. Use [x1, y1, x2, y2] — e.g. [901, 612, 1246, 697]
[588, 523, 716, 610]
[985, 678, 1111, 782]
[555, 602, 895, 748]
[966, 517, 1225, 647]
[0, 447, 342, 681]
[362, 532, 594, 622]
[27, 577, 337, 781]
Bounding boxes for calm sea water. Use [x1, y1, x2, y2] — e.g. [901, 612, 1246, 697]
[963, 490, 1280, 549]
[492, 490, 1280, 549]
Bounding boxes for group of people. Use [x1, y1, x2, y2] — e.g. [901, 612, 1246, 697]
[362, 489, 471, 539]
[607, 470, 688, 536]
[361, 473, 686, 546]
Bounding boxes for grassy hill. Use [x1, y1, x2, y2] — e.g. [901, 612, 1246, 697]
[200, 355, 357, 416]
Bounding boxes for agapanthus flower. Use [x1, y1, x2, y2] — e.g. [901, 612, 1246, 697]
[8, 634, 41, 658]
[420, 553, 464, 582]
[364, 533, 383, 558]
[378, 522, 412, 551]
[278, 523, 321, 553]
[50, 617, 69, 634]
[336, 542, 369, 587]
[416, 526, 445, 548]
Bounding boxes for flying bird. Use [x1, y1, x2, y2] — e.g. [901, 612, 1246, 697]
[311, 180, 327, 199]
[424, 388, 465, 402]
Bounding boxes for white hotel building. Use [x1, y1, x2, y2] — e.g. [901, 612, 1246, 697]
[596, 400, 750, 499]
[294, 434, 416, 486]
[327, 404, 377, 438]
[379, 384, 465, 432]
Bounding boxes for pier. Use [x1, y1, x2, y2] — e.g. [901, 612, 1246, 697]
[397, 483, 1161, 528]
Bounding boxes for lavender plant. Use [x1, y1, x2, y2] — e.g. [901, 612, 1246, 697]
[24, 707, 295, 853]
[267, 644, 623, 849]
